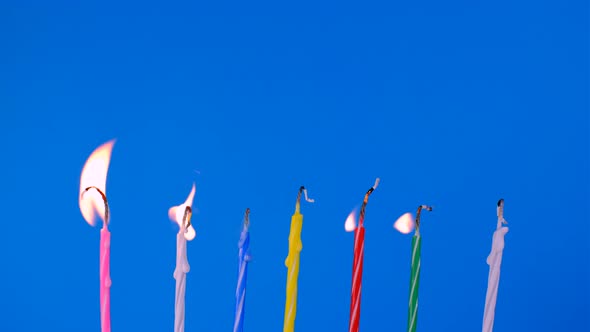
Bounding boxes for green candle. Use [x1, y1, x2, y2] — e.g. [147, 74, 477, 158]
[408, 234, 421, 332]
[406, 205, 432, 332]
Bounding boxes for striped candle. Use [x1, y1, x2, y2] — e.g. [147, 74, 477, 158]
[348, 178, 379, 332]
[407, 233, 420, 332]
[407, 205, 432, 332]
[349, 222, 365, 332]
[100, 224, 112, 332]
[283, 186, 313, 332]
[234, 209, 251, 332]
[482, 199, 509, 332]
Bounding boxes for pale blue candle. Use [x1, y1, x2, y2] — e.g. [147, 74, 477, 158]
[234, 209, 251, 332]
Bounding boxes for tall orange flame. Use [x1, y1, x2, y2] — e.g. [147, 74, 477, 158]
[79, 140, 115, 226]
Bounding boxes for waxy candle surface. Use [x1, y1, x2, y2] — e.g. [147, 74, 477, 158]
[174, 228, 190, 332]
[283, 206, 303, 332]
[407, 234, 421, 332]
[349, 223, 365, 332]
[348, 180, 377, 332]
[482, 203, 509, 332]
[234, 222, 251, 332]
[100, 225, 111, 332]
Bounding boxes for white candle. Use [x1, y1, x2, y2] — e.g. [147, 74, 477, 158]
[78, 140, 115, 332]
[169, 184, 197, 332]
[482, 199, 509, 332]
[174, 223, 190, 332]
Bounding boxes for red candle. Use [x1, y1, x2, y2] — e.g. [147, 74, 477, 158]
[346, 179, 379, 332]
[350, 224, 365, 332]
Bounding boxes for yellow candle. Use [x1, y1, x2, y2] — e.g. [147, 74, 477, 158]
[283, 186, 313, 332]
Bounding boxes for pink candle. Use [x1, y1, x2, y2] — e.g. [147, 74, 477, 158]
[79, 140, 115, 332]
[100, 225, 111, 332]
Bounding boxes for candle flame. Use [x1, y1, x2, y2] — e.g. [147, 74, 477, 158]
[393, 212, 415, 234]
[344, 209, 358, 232]
[168, 183, 196, 241]
[79, 140, 115, 226]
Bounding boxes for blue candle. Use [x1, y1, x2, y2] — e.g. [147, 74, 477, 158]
[234, 209, 251, 332]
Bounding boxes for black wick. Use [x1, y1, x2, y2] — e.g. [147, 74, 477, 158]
[415, 205, 433, 235]
[244, 208, 250, 228]
[81, 186, 110, 225]
[182, 206, 192, 230]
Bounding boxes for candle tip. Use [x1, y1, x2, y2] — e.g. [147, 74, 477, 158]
[182, 206, 196, 240]
[297, 186, 315, 205]
[373, 178, 380, 190]
[303, 188, 314, 203]
[363, 178, 379, 203]
[415, 204, 433, 234]
[244, 208, 250, 227]
[496, 199, 507, 224]
[182, 206, 192, 229]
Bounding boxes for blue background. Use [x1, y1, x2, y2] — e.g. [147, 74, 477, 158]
[0, 1, 588, 331]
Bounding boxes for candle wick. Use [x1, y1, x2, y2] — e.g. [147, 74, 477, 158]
[497, 198, 504, 219]
[496, 198, 507, 226]
[414, 205, 433, 236]
[358, 178, 379, 228]
[182, 206, 192, 231]
[372, 177, 380, 190]
[244, 208, 250, 228]
[362, 178, 379, 204]
[297, 186, 315, 204]
[303, 188, 314, 203]
[81, 186, 110, 226]
[295, 186, 314, 213]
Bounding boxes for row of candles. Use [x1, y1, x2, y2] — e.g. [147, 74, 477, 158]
[78, 140, 509, 332]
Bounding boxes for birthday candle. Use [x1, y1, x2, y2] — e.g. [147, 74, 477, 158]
[99, 209, 112, 332]
[346, 178, 379, 332]
[79, 140, 115, 332]
[234, 208, 251, 332]
[405, 205, 432, 332]
[283, 186, 314, 332]
[482, 199, 509, 332]
[169, 184, 197, 332]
